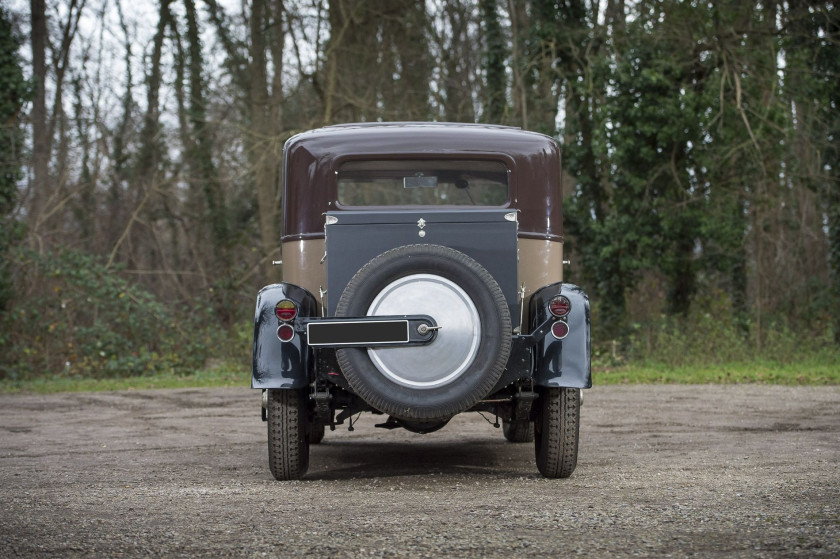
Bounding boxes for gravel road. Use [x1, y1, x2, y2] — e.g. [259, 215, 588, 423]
[1, 385, 838, 557]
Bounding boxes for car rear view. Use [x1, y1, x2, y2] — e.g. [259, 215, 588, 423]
[252, 123, 590, 479]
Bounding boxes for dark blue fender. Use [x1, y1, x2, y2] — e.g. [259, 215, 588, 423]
[529, 283, 592, 389]
[252, 283, 319, 389]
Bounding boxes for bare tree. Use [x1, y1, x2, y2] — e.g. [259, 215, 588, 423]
[28, 0, 86, 243]
[205, 0, 285, 279]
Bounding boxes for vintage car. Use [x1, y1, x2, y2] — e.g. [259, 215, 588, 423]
[252, 122, 591, 480]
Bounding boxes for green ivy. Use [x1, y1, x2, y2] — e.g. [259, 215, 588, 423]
[0, 7, 31, 313]
[0, 249, 235, 380]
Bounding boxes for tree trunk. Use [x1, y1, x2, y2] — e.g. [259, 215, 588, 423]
[29, 0, 48, 236]
[250, 0, 284, 278]
[508, 0, 527, 128]
[480, 0, 506, 123]
[184, 0, 229, 266]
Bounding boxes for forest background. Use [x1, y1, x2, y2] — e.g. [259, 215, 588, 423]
[1, 0, 838, 387]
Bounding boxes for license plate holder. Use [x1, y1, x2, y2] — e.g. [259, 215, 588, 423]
[307, 320, 410, 347]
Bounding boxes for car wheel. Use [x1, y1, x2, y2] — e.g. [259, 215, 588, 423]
[267, 389, 309, 480]
[336, 244, 512, 421]
[534, 387, 580, 478]
[502, 418, 535, 442]
[309, 420, 326, 444]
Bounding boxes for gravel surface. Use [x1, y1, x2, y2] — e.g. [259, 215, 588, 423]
[1, 385, 838, 557]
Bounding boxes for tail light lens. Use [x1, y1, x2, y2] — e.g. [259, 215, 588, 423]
[549, 295, 571, 318]
[551, 321, 569, 340]
[277, 324, 295, 342]
[275, 300, 297, 322]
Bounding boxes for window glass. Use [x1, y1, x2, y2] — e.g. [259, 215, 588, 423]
[337, 160, 508, 207]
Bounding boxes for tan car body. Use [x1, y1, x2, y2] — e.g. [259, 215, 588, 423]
[281, 238, 562, 333]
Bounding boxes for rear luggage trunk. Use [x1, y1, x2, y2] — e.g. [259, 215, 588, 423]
[325, 209, 519, 323]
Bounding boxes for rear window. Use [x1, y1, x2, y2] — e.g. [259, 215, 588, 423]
[337, 160, 509, 207]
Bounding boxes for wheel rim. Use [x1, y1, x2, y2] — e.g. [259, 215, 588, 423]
[366, 273, 480, 389]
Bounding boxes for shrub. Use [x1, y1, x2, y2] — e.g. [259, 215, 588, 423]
[598, 289, 838, 368]
[0, 248, 235, 380]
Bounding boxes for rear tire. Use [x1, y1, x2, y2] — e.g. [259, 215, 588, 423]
[267, 389, 309, 480]
[534, 387, 580, 478]
[502, 419, 534, 442]
[309, 420, 326, 444]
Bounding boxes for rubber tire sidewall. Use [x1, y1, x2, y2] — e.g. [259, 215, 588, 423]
[503, 419, 535, 442]
[336, 244, 512, 421]
[309, 420, 326, 444]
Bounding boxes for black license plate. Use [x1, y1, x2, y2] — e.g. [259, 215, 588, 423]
[307, 320, 410, 347]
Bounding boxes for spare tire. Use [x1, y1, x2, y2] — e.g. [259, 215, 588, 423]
[336, 244, 512, 421]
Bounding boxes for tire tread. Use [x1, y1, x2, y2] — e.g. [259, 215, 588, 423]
[503, 419, 535, 442]
[535, 387, 580, 478]
[267, 389, 309, 480]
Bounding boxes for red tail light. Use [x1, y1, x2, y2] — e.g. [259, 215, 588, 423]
[549, 295, 571, 318]
[551, 321, 569, 340]
[277, 324, 295, 342]
[275, 300, 297, 321]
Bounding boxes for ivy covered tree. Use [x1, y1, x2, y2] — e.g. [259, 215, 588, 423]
[789, 0, 840, 342]
[0, 7, 29, 311]
[479, 0, 506, 123]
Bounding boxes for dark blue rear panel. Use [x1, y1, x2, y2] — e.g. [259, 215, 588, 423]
[325, 209, 518, 323]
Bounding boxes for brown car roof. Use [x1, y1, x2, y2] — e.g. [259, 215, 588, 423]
[281, 123, 563, 242]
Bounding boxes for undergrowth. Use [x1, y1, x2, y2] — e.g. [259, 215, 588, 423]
[1, 249, 836, 392]
[0, 248, 250, 382]
[591, 290, 839, 384]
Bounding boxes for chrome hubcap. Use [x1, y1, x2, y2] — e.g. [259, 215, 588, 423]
[366, 274, 480, 389]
